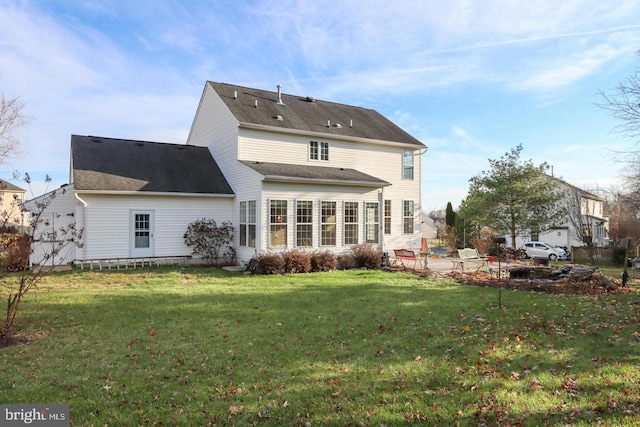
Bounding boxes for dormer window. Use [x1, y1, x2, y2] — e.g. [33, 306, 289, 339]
[310, 141, 329, 161]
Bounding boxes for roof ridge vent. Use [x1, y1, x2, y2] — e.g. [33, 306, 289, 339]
[276, 84, 285, 105]
[305, 96, 315, 103]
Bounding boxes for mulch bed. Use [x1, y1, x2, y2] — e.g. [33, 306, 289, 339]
[392, 265, 633, 296]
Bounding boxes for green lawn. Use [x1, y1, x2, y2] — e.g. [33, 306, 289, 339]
[1, 267, 639, 426]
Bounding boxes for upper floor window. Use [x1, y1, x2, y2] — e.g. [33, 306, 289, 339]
[310, 141, 329, 161]
[403, 151, 414, 180]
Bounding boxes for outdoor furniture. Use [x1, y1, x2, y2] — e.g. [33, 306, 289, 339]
[451, 248, 488, 272]
[393, 249, 419, 269]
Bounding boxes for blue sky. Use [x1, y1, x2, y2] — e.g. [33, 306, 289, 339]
[1, 1, 640, 212]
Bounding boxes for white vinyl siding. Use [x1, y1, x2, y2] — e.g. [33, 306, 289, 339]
[75, 194, 233, 260]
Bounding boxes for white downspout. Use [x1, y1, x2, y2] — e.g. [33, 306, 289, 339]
[74, 192, 88, 260]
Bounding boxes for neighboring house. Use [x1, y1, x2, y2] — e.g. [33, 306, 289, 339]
[0, 178, 26, 232]
[511, 177, 608, 249]
[28, 82, 426, 266]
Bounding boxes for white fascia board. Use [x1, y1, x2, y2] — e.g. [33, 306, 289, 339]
[75, 191, 235, 198]
[262, 175, 391, 187]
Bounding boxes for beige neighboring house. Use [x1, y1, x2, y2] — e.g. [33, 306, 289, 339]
[0, 178, 26, 232]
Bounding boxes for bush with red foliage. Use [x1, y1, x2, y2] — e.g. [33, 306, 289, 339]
[351, 244, 383, 269]
[310, 250, 337, 272]
[282, 249, 312, 273]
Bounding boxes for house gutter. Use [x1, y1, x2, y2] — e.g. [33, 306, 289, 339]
[261, 176, 390, 187]
[75, 191, 235, 198]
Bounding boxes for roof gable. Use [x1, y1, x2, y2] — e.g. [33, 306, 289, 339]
[71, 135, 234, 195]
[209, 82, 424, 147]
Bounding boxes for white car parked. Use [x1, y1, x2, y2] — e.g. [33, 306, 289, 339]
[523, 242, 568, 261]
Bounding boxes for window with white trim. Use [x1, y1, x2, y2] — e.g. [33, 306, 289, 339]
[344, 202, 359, 245]
[365, 202, 379, 243]
[321, 201, 336, 246]
[384, 200, 391, 235]
[239, 201, 256, 247]
[403, 151, 414, 180]
[296, 200, 313, 247]
[310, 140, 329, 161]
[247, 201, 256, 247]
[403, 200, 414, 234]
[240, 201, 247, 246]
[269, 200, 287, 247]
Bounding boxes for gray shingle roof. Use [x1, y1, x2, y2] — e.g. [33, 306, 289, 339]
[209, 82, 425, 147]
[239, 160, 390, 187]
[71, 135, 234, 195]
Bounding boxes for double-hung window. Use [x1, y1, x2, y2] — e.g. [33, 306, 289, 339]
[403, 200, 414, 234]
[296, 201, 313, 247]
[365, 202, 379, 243]
[310, 141, 329, 161]
[269, 200, 287, 247]
[321, 201, 337, 246]
[403, 151, 414, 180]
[239, 201, 256, 247]
[344, 202, 359, 245]
[240, 201, 247, 246]
[384, 200, 392, 235]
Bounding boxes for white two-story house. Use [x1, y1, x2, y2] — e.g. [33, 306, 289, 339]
[187, 82, 426, 263]
[26, 82, 426, 266]
[512, 177, 608, 250]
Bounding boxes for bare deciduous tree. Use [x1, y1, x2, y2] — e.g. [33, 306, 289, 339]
[1, 175, 83, 342]
[0, 94, 26, 162]
[0, 91, 82, 344]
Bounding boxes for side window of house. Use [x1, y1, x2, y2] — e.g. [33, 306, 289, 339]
[240, 201, 247, 246]
[310, 141, 329, 161]
[321, 201, 337, 246]
[403, 200, 414, 234]
[269, 200, 287, 247]
[296, 200, 313, 247]
[344, 201, 359, 245]
[239, 201, 256, 247]
[384, 200, 392, 235]
[403, 151, 414, 180]
[365, 202, 379, 243]
[247, 201, 256, 247]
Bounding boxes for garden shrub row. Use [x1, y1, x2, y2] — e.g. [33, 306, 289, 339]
[246, 244, 383, 274]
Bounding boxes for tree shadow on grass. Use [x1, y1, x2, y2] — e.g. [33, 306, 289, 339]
[3, 268, 639, 425]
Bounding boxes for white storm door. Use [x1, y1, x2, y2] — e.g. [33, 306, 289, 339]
[131, 210, 154, 257]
